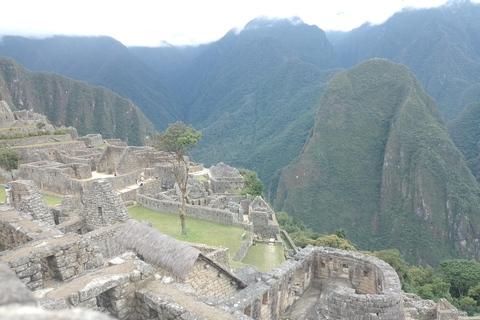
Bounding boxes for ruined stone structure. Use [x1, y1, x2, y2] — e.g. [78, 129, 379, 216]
[0, 101, 463, 320]
[209, 162, 246, 193]
[0, 177, 463, 320]
[81, 180, 131, 231]
[248, 196, 279, 239]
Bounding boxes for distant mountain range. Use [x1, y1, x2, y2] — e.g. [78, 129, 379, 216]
[275, 59, 480, 265]
[0, 57, 156, 145]
[1, 1, 480, 264]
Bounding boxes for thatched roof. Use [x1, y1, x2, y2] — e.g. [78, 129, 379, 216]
[116, 220, 201, 279]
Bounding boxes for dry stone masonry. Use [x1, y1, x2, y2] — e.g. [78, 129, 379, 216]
[0, 100, 463, 319]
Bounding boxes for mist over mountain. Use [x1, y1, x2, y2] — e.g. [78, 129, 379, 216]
[0, 35, 182, 129]
[328, 0, 480, 120]
[275, 59, 480, 265]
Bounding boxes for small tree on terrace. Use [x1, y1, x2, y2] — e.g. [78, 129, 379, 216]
[152, 121, 201, 235]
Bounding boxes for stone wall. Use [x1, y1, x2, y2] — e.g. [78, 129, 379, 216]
[82, 223, 126, 262]
[137, 178, 162, 196]
[209, 162, 245, 194]
[77, 134, 103, 147]
[223, 246, 405, 320]
[96, 146, 143, 175]
[39, 253, 155, 319]
[233, 232, 254, 262]
[190, 243, 231, 269]
[0, 209, 33, 249]
[137, 194, 252, 230]
[0, 235, 86, 290]
[81, 180, 130, 231]
[19, 161, 87, 195]
[4, 134, 73, 147]
[0, 222, 127, 293]
[185, 257, 242, 303]
[224, 258, 305, 320]
[56, 216, 86, 234]
[17, 142, 86, 163]
[248, 197, 280, 239]
[8, 180, 55, 226]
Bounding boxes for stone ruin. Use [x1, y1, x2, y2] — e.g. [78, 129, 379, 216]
[0, 100, 464, 319]
[208, 162, 246, 193]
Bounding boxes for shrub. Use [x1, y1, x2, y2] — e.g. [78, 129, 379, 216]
[0, 148, 19, 171]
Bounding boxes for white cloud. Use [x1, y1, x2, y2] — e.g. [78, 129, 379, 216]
[0, 0, 478, 46]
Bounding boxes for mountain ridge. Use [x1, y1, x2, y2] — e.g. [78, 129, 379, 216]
[0, 56, 156, 145]
[274, 59, 480, 265]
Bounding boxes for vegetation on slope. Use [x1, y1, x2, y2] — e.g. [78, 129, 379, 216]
[278, 210, 480, 315]
[189, 58, 337, 200]
[0, 57, 156, 145]
[328, 1, 480, 120]
[448, 102, 480, 182]
[0, 36, 183, 130]
[274, 59, 480, 266]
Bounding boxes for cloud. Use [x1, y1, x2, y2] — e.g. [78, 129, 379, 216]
[1, 0, 479, 46]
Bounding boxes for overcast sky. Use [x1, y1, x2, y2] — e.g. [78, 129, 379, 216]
[1, 0, 478, 47]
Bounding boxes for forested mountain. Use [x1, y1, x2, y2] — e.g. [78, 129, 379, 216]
[129, 17, 339, 196]
[448, 102, 480, 182]
[1, 1, 480, 264]
[182, 17, 339, 197]
[0, 57, 156, 145]
[0, 35, 182, 129]
[328, 0, 480, 120]
[274, 59, 480, 266]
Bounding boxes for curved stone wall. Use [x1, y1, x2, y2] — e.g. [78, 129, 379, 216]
[225, 245, 405, 320]
[313, 247, 405, 320]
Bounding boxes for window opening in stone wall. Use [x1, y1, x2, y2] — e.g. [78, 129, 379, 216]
[41, 256, 59, 286]
[98, 207, 103, 215]
[97, 290, 112, 313]
[321, 262, 326, 268]
[262, 292, 269, 305]
[244, 305, 251, 316]
[364, 270, 369, 277]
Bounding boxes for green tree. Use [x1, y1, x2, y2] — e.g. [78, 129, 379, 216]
[335, 228, 348, 240]
[152, 121, 201, 235]
[468, 283, 480, 304]
[314, 234, 356, 251]
[368, 249, 410, 288]
[0, 147, 20, 171]
[459, 297, 477, 316]
[417, 278, 452, 302]
[439, 259, 480, 298]
[237, 169, 264, 197]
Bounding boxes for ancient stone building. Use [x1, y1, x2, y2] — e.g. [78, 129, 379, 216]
[8, 180, 55, 226]
[0, 100, 463, 319]
[248, 196, 280, 239]
[209, 162, 246, 193]
[0, 178, 461, 319]
[80, 179, 130, 231]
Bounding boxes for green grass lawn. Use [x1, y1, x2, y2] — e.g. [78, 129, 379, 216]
[42, 194, 63, 205]
[242, 243, 285, 272]
[128, 205, 248, 259]
[0, 186, 5, 203]
[0, 186, 62, 206]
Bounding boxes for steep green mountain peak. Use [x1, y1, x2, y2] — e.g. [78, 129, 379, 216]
[275, 58, 480, 266]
